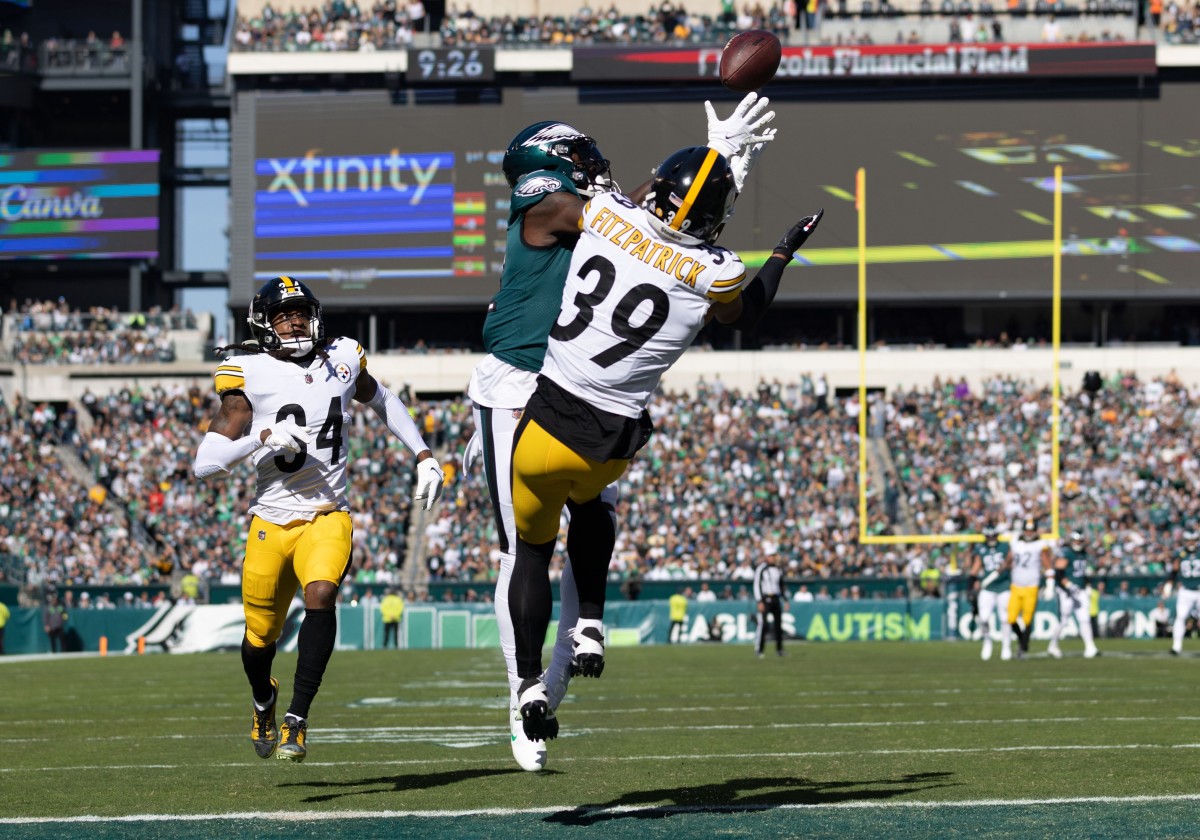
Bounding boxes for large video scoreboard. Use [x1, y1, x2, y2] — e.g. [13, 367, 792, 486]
[231, 82, 1200, 308]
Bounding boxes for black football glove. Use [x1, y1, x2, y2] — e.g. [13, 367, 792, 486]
[773, 208, 824, 261]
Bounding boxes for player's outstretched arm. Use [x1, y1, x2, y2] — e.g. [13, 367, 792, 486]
[705, 92, 775, 158]
[354, 371, 445, 511]
[193, 392, 262, 479]
[713, 209, 824, 332]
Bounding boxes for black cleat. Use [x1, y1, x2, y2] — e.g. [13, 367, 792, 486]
[250, 677, 279, 759]
[517, 677, 558, 743]
[277, 715, 307, 762]
[570, 624, 606, 678]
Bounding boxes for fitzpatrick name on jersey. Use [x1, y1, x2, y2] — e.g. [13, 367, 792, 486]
[541, 191, 746, 419]
[213, 338, 367, 525]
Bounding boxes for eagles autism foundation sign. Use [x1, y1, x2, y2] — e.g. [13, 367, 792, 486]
[572, 42, 1157, 82]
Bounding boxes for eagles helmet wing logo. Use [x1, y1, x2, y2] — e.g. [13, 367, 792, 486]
[515, 175, 563, 198]
[521, 123, 585, 146]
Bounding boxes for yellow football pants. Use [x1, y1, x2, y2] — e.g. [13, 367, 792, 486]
[511, 418, 629, 545]
[241, 511, 353, 647]
[1007, 585, 1039, 627]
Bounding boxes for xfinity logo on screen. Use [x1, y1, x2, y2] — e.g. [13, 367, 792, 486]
[263, 150, 443, 208]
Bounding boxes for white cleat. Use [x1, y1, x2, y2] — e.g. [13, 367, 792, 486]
[509, 704, 548, 771]
[1000, 648, 1013, 661]
[1047, 644, 1063, 659]
[1084, 647, 1100, 659]
[981, 639, 993, 661]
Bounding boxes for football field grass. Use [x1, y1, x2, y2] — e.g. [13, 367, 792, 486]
[2, 640, 1198, 838]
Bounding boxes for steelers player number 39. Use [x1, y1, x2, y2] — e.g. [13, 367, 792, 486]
[550, 254, 671, 368]
[274, 398, 344, 473]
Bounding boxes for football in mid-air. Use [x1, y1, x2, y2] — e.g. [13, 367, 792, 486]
[719, 30, 783, 92]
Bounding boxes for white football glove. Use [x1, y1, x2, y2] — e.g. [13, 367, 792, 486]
[704, 92, 775, 159]
[729, 126, 777, 193]
[461, 431, 483, 473]
[262, 419, 310, 454]
[414, 457, 445, 512]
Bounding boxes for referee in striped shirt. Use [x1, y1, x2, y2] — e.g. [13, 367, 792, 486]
[754, 544, 788, 657]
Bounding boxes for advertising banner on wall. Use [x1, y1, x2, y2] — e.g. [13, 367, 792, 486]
[236, 84, 1200, 307]
[571, 42, 1158, 83]
[0, 149, 160, 261]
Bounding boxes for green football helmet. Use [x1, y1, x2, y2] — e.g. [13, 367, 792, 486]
[502, 121, 613, 197]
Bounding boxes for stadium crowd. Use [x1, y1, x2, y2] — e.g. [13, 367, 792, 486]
[3, 299, 193, 365]
[227, 0, 1143, 52]
[2, 371, 1193, 601]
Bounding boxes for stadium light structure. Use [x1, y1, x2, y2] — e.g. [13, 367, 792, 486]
[856, 166, 1065, 546]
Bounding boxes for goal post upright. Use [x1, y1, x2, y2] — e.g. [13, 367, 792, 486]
[857, 167, 869, 543]
[1050, 164, 1063, 542]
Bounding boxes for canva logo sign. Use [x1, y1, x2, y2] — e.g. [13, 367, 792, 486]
[0, 186, 103, 220]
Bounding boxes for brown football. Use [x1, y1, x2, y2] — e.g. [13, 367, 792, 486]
[719, 30, 782, 92]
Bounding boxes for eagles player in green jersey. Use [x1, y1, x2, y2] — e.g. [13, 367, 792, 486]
[970, 526, 1013, 661]
[1169, 529, 1200, 655]
[462, 96, 777, 771]
[1047, 530, 1100, 658]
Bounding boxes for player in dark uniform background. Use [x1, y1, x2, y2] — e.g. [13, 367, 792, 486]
[1169, 529, 1200, 655]
[1047, 530, 1100, 659]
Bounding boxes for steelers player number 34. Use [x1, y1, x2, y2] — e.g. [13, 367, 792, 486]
[407, 48, 494, 82]
[274, 398, 344, 473]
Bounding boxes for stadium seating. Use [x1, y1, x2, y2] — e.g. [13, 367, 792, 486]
[2, 371, 1183, 601]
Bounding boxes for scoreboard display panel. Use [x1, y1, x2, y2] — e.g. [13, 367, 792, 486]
[232, 84, 1200, 307]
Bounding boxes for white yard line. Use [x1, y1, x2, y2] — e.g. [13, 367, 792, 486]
[4, 794, 1200, 824]
[3, 742, 1198, 774]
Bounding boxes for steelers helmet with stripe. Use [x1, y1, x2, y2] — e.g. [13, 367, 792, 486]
[248, 276, 324, 357]
[643, 146, 735, 245]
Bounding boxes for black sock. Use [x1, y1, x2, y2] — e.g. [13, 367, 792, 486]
[287, 607, 336, 721]
[566, 496, 616, 621]
[241, 636, 276, 706]
[510, 536, 555, 679]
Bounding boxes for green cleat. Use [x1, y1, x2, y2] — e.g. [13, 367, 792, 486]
[250, 677, 279, 759]
[277, 716, 308, 762]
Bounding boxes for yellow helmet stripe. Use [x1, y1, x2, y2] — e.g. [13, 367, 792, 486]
[670, 148, 720, 232]
[279, 275, 297, 291]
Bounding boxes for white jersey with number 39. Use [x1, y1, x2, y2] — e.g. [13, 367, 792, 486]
[541, 191, 747, 418]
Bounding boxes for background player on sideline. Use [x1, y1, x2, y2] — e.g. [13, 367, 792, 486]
[971, 525, 1012, 661]
[1047, 530, 1100, 659]
[506, 144, 822, 742]
[463, 94, 777, 772]
[193, 277, 444, 762]
[1006, 518, 1052, 659]
[1169, 529, 1200, 655]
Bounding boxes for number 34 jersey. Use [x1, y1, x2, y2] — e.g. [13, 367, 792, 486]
[213, 338, 366, 525]
[541, 191, 747, 419]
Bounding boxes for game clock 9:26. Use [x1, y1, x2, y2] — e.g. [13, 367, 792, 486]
[408, 48, 494, 82]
